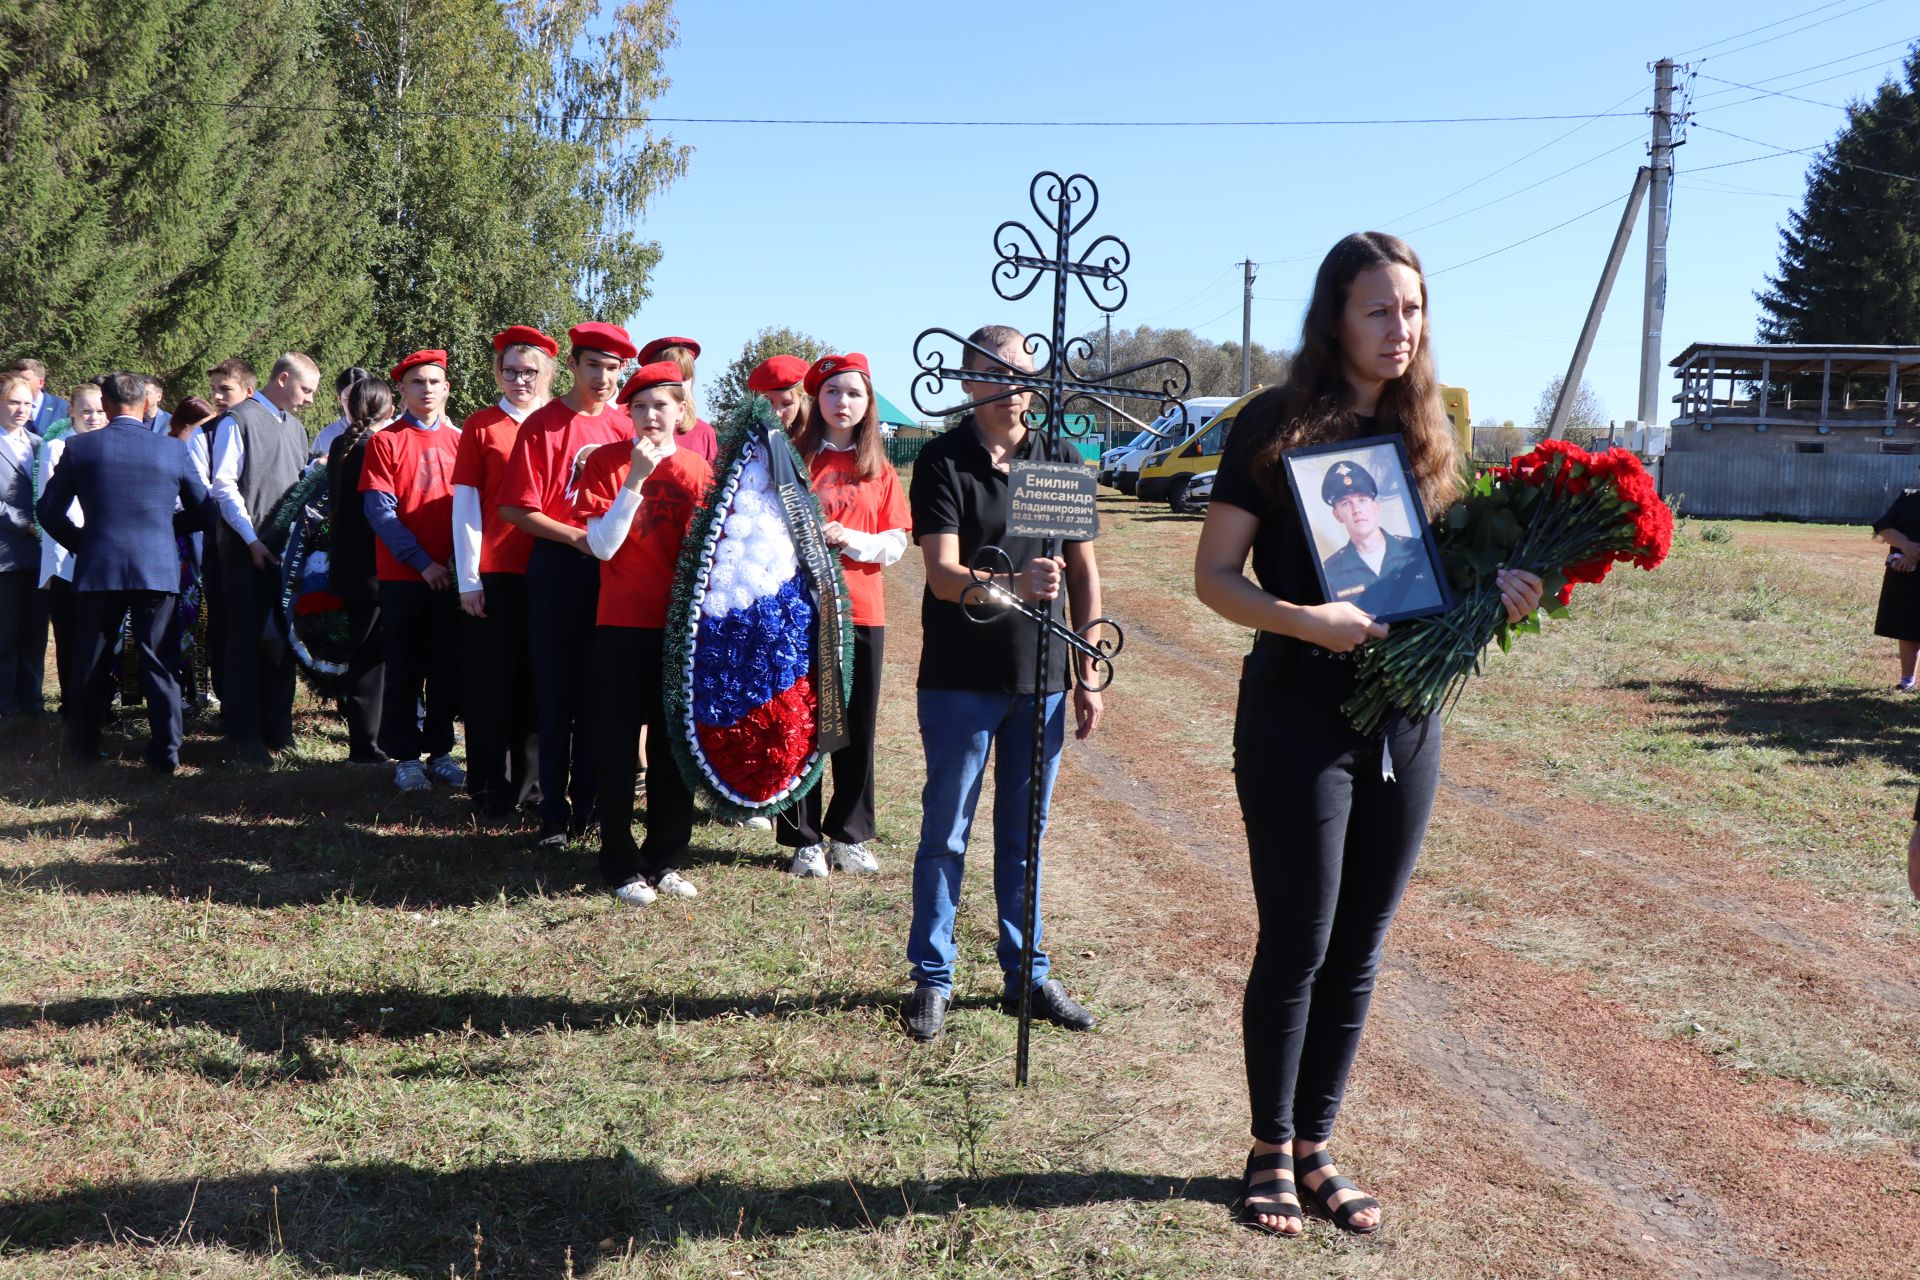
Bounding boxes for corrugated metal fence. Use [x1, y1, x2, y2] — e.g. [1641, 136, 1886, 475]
[1660, 452, 1913, 523]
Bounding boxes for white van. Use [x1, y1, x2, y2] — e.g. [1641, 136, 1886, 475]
[1098, 397, 1234, 495]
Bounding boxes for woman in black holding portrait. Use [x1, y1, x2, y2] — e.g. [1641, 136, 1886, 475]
[1870, 472, 1920, 691]
[1194, 232, 1543, 1237]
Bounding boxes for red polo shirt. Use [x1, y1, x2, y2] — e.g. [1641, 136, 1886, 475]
[810, 447, 909, 627]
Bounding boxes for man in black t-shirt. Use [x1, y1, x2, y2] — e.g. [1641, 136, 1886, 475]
[902, 324, 1104, 1042]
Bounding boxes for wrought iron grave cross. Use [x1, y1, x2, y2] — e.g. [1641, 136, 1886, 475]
[911, 171, 1191, 1086]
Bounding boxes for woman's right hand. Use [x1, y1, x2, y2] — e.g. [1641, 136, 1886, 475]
[1293, 601, 1388, 653]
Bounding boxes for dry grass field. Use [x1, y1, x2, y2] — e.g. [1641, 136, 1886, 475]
[2, 493, 1917, 1278]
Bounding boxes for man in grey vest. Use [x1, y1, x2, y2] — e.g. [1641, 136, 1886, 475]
[210, 352, 318, 760]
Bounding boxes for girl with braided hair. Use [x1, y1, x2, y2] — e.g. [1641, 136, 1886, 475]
[326, 378, 395, 762]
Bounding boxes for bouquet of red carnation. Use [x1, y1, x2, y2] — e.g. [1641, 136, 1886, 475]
[1342, 438, 1674, 736]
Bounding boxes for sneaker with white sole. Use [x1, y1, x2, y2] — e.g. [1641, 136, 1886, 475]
[426, 754, 466, 787]
[394, 760, 430, 791]
[613, 876, 656, 907]
[656, 870, 698, 899]
[828, 840, 879, 874]
[788, 844, 829, 878]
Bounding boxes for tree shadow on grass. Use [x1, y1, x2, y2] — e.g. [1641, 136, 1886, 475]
[0, 985, 939, 1082]
[0, 1155, 1236, 1274]
[1615, 677, 1920, 774]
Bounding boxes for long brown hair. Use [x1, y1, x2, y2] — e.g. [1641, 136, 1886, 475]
[794, 371, 885, 480]
[340, 377, 394, 454]
[1256, 232, 1460, 514]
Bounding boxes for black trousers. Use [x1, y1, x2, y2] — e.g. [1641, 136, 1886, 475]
[777, 624, 883, 848]
[462, 571, 539, 812]
[73, 589, 182, 767]
[593, 626, 692, 887]
[45, 576, 77, 716]
[1234, 642, 1442, 1145]
[376, 579, 461, 763]
[0, 569, 48, 715]
[219, 539, 296, 748]
[526, 539, 601, 829]
[343, 595, 385, 759]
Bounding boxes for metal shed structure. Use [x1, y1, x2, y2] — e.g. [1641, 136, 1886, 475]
[1668, 342, 1920, 452]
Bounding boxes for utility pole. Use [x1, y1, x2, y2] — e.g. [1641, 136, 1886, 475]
[1240, 259, 1258, 395]
[1638, 58, 1676, 428]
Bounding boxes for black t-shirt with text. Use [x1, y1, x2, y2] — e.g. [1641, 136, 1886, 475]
[909, 416, 1098, 693]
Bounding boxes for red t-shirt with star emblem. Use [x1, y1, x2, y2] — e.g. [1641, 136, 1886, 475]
[498, 398, 633, 528]
[572, 443, 713, 628]
[359, 419, 460, 583]
[809, 447, 909, 626]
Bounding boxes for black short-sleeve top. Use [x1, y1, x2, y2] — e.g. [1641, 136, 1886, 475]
[1210, 386, 1398, 612]
[909, 416, 1097, 694]
[1873, 489, 1920, 541]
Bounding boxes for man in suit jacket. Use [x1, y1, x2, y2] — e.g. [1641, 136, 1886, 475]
[9, 358, 69, 437]
[37, 371, 216, 772]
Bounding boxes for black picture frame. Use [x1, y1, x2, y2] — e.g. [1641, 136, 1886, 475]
[1281, 433, 1453, 625]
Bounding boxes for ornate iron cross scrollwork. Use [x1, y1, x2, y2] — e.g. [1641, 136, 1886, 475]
[909, 172, 1188, 1089]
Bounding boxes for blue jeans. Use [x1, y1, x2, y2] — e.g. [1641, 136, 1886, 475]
[907, 688, 1065, 998]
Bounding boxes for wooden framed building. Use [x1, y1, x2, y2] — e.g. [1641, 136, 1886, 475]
[1668, 342, 1920, 454]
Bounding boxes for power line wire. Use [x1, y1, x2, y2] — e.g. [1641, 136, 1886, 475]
[1696, 0, 1888, 64]
[1427, 193, 1631, 278]
[1690, 33, 1917, 99]
[1398, 133, 1646, 237]
[1675, 0, 1852, 56]
[133, 95, 1647, 130]
[1694, 71, 1848, 110]
[1693, 121, 1920, 182]
[1131, 264, 1240, 324]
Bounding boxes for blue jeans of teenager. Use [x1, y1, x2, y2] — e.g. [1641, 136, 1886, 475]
[907, 688, 1065, 998]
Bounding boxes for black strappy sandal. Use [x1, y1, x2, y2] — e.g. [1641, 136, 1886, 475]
[1234, 1148, 1303, 1237]
[1296, 1148, 1381, 1235]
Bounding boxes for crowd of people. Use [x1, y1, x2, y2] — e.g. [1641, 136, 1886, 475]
[0, 321, 1105, 1040]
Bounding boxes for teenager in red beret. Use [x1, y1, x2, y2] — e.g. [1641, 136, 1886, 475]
[359, 350, 465, 792]
[776, 353, 909, 879]
[450, 326, 556, 823]
[640, 338, 717, 462]
[498, 323, 636, 848]
[747, 354, 811, 433]
[574, 362, 714, 905]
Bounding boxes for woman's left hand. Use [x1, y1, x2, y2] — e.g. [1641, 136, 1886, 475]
[821, 520, 849, 548]
[1497, 567, 1545, 623]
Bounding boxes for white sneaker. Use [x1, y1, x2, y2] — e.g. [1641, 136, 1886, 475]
[394, 760, 430, 791]
[613, 876, 656, 907]
[743, 814, 773, 831]
[828, 840, 879, 874]
[788, 844, 829, 878]
[426, 754, 466, 787]
[656, 870, 698, 899]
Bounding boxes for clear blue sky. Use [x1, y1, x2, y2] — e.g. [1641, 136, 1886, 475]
[625, 0, 1916, 429]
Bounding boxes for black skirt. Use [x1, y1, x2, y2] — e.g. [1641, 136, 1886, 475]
[1874, 564, 1920, 641]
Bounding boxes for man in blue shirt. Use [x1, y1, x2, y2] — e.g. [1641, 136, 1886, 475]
[37, 372, 216, 771]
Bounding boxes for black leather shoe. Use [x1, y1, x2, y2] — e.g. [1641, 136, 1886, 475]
[1003, 978, 1097, 1032]
[902, 987, 949, 1042]
[534, 822, 568, 851]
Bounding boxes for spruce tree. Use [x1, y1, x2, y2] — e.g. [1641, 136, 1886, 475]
[1757, 46, 1920, 345]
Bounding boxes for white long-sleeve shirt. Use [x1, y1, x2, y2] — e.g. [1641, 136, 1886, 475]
[209, 391, 288, 546]
[451, 397, 533, 593]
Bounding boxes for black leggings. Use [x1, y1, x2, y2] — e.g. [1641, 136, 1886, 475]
[1234, 642, 1442, 1145]
[593, 625, 693, 888]
[777, 625, 883, 849]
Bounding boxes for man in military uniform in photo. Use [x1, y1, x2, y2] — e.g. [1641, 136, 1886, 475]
[1318, 460, 1439, 619]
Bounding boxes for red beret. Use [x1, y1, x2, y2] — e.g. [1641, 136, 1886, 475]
[639, 335, 701, 364]
[568, 322, 638, 362]
[747, 355, 810, 394]
[616, 361, 685, 405]
[389, 349, 448, 382]
[803, 352, 871, 397]
[492, 325, 558, 358]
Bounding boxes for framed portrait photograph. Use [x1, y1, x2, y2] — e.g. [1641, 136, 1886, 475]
[1282, 434, 1453, 625]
